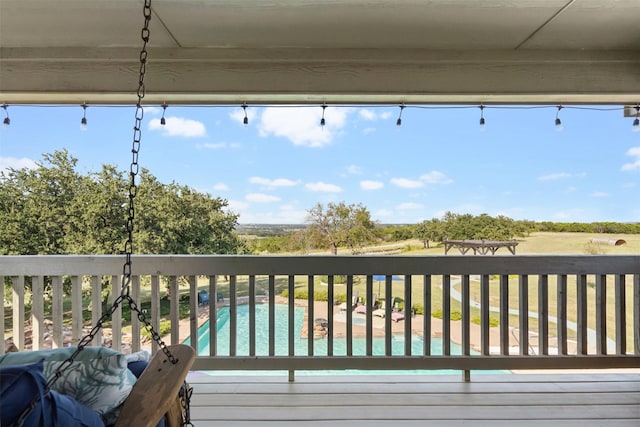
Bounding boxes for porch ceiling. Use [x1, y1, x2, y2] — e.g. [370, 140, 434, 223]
[1, 0, 639, 105]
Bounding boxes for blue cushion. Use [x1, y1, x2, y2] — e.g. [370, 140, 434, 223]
[0, 360, 104, 427]
[0, 360, 48, 426]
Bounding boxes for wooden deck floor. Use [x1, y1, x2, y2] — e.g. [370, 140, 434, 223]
[186, 371, 640, 427]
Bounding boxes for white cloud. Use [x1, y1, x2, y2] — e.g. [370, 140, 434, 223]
[391, 178, 423, 189]
[621, 147, 640, 171]
[373, 209, 393, 219]
[249, 176, 299, 188]
[358, 108, 393, 122]
[212, 183, 229, 191]
[149, 116, 206, 137]
[0, 156, 37, 173]
[258, 106, 348, 147]
[359, 109, 377, 121]
[420, 171, 453, 184]
[552, 208, 585, 221]
[227, 199, 250, 212]
[397, 202, 423, 210]
[346, 165, 362, 175]
[538, 172, 571, 181]
[245, 193, 281, 203]
[360, 180, 384, 190]
[305, 181, 343, 193]
[590, 191, 609, 198]
[196, 142, 226, 150]
[362, 127, 376, 135]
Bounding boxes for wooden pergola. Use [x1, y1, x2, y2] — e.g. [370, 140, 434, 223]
[443, 240, 519, 255]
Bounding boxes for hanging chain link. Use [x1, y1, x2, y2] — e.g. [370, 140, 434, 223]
[11, 1, 191, 425]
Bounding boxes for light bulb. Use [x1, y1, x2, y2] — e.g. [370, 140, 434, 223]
[555, 118, 563, 131]
[3, 117, 9, 127]
[80, 117, 87, 130]
[633, 118, 640, 132]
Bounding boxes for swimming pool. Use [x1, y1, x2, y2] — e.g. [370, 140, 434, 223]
[186, 303, 504, 375]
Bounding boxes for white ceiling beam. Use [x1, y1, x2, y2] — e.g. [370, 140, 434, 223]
[2, 48, 639, 105]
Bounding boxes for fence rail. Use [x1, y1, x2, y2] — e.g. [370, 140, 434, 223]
[2, 255, 639, 376]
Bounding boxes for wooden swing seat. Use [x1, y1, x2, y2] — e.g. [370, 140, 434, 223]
[115, 344, 195, 427]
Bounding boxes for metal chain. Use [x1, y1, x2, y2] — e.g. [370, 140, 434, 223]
[122, 0, 152, 297]
[11, 1, 187, 425]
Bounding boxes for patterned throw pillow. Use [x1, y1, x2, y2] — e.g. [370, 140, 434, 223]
[0, 346, 136, 418]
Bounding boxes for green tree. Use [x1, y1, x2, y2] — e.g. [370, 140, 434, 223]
[414, 218, 444, 248]
[305, 202, 378, 255]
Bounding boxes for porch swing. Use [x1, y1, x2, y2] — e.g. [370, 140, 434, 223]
[1, 1, 196, 426]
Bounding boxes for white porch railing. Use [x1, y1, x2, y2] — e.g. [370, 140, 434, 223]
[2, 255, 639, 376]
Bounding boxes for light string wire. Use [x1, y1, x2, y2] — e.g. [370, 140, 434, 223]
[1, 103, 637, 130]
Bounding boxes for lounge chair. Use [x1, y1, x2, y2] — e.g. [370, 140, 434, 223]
[338, 292, 359, 311]
[354, 294, 376, 315]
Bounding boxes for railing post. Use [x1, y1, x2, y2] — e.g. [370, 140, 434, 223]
[12, 276, 25, 351]
[463, 370, 471, 382]
[32, 275, 44, 350]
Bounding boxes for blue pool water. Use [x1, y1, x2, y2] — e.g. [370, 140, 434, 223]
[187, 304, 506, 375]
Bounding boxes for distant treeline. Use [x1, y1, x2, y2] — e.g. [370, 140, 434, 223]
[531, 221, 640, 234]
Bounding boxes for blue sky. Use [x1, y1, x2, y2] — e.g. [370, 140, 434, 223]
[1, 104, 639, 224]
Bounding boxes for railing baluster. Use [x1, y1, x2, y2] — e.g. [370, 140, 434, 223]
[189, 275, 198, 352]
[91, 275, 102, 347]
[577, 274, 588, 355]
[423, 274, 431, 356]
[443, 274, 451, 356]
[209, 275, 218, 356]
[52, 276, 63, 349]
[500, 274, 509, 355]
[461, 274, 470, 356]
[596, 274, 607, 355]
[557, 274, 568, 355]
[634, 274, 640, 355]
[538, 274, 549, 356]
[307, 275, 314, 356]
[404, 275, 412, 356]
[366, 275, 373, 356]
[71, 275, 82, 347]
[12, 276, 25, 351]
[346, 275, 353, 356]
[327, 275, 334, 356]
[169, 275, 179, 346]
[268, 275, 275, 356]
[32, 275, 44, 350]
[0, 275, 4, 355]
[481, 274, 490, 356]
[384, 275, 392, 356]
[151, 275, 161, 354]
[248, 275, 255, 357]
[131, 275, 140, 353]
[111, 275, 122, 351]
[288, 275, 295, 357]
[615, 274, 626, 355]
[519, 274, 528, 355]
[230, 275, 237, 357]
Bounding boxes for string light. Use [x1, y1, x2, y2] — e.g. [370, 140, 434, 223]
[80, 104, 87, 130]
[320, 104, 327, 127]
[0, 103, 634, 132]
[555, 105, 563, 131]
[396, 104, 405, 127]
[160, 103, 167, 125]
[2, 104, 9, 126]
